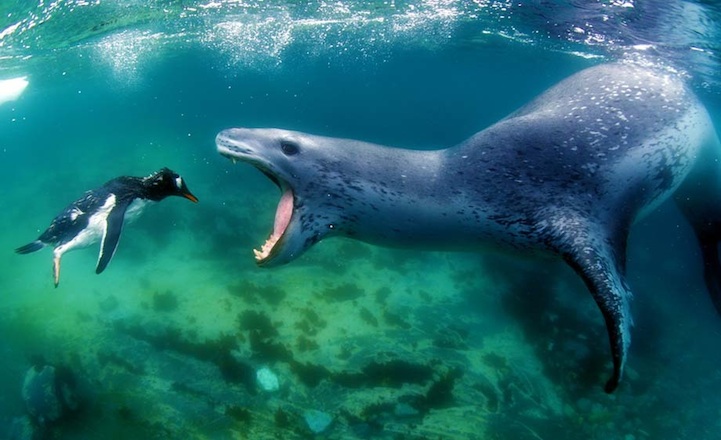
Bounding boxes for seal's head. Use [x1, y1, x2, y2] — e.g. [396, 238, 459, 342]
[216, 128, 347, 267]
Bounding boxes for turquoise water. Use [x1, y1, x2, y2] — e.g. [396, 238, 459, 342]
[2, 1, 721, 438]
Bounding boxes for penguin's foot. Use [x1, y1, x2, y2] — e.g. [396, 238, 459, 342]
[52, 256, 60, 288]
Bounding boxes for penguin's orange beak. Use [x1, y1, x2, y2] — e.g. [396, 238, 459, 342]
[183, 192, 199, 203]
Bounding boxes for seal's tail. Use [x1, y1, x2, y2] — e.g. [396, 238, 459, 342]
[676, 134, 721, 316]
[678, 203, 721, 315]
[676, 184, 721, 315]
[15, 240, 44, 254]
[691, 226, 721, 315]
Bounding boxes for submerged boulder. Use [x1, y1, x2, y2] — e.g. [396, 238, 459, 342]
[21, 364, 79, 425]
[7, 415, 43, 440]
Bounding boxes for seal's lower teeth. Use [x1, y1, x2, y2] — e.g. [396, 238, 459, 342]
[254, 234, 280, 261]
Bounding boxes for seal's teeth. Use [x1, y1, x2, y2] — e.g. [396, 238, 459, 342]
[253, 235, 279, 262]
[232, 158, 238, 164]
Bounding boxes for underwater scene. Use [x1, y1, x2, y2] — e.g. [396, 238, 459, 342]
[2, 0, 721, 439]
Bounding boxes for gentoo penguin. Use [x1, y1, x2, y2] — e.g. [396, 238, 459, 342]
[15, 167, 198, 287]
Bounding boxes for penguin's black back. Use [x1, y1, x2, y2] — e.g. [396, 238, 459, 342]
[38, 177, 146, 246]
[39, 191, 109, 245]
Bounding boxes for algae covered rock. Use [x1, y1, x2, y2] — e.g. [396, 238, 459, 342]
[303, 409, 333, 434]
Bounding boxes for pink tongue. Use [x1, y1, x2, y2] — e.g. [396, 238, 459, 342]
[273, 189, 293, 236]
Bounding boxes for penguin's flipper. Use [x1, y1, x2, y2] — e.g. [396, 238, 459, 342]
[16, 240, 44, 254]
[96, 201, 130, 274]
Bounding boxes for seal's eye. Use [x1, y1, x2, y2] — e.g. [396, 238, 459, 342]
[280, 140, 300, 156]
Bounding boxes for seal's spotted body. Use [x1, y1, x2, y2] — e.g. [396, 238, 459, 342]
[216, 63, 720, 392]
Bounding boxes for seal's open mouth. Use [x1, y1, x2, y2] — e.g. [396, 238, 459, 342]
[216, 128, 298, 265]
[255, 186, 293, 262]
[221, 154, 295, 264]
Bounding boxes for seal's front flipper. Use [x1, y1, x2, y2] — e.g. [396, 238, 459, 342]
[549, 213, 633, 393]
[564, 245, 633, 393]
[96, 201, 129, 274]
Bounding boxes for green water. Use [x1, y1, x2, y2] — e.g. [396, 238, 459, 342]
[2, 1, 721, 439]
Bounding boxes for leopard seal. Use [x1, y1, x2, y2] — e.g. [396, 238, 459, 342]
[215, 62, 721, 393]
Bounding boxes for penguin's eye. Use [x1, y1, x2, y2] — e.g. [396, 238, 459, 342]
[280, 140, 300, 156]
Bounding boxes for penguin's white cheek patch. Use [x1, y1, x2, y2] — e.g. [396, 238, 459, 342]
[175, 177, 183, 188]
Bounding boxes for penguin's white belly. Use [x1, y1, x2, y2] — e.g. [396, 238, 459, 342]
[124, 199, 152, 223]
[53, 196, 117, 257]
